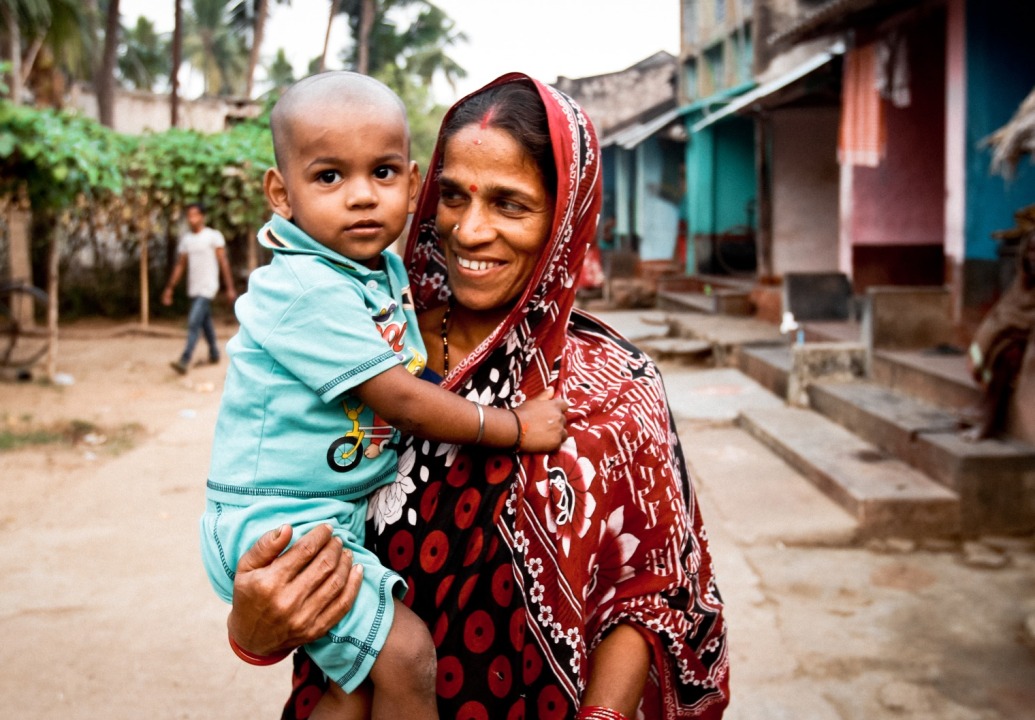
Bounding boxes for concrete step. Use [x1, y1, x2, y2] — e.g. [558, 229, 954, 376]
[807, 379, 1035, 535]
[737, 344, 792, 399]
[870, 348, 980, 411]
[738, 406, 961, 539]
[639, 337, 714, 364]
[656, 289, 754, 316]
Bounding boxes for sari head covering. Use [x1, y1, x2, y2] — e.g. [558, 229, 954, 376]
[284, 73, 730, 720]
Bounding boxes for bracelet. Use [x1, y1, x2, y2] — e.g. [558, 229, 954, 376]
[576, 707, 629, 720]
[508, 408, 525, 452]
[228, 631, 291, 666]
[474, 402, 485, 444]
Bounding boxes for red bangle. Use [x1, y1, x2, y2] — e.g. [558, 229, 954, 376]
[228, 631, 291, 666]
[576, 707, 629, 720]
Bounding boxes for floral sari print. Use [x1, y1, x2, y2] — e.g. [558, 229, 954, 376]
[283, 73, 729, 720]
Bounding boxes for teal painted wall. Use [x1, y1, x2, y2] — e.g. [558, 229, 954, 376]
[686, 115, 755, 238]
[965, 1, 1035, 261]
[714, 117, 756, 231]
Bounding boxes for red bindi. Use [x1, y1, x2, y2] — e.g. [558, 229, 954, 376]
[469, 184, 478, 193]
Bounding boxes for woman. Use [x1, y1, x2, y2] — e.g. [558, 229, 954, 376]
[228, 73, 730, 719]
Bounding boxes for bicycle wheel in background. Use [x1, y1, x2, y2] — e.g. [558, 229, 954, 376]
[0, 283, 50, 369]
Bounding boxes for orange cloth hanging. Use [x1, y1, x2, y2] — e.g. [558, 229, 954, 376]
[839, 42, 886, 167]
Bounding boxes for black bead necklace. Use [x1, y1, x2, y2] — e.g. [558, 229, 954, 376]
[440, 300, 452, 374]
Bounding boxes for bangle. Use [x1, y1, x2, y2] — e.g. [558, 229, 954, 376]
[576, 707, 629, 720]
[508, 408, 525, 452]
[228, 631, 290, 666]
[474, 402, 485, 444]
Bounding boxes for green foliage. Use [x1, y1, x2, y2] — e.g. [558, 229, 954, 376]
[0, 101, 123, 211]
[0, 100, 275, 317]
[123, 121, 273, 234]
[0, 98, 272, 229]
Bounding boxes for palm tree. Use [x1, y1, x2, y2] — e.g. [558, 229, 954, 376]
[96, 0, 120, 127]
[119, 16, 169, 91]
[397, 2, 465, 94]
[264, 46, 293, 95]
[318, 0, 342, 72]
[333, 0, 465, 91]
[171, 0, 181, 125]
[183, 0, 247, 96]
[0, 0, 91, 105]
[229, 0, 290, 99]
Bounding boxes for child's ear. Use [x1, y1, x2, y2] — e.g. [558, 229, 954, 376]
[264, 167, 292, 220]
[407, 161, 421, 214]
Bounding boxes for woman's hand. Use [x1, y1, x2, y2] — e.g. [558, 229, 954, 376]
[226, 524, 364, 657]
[514, 388, 569, 452]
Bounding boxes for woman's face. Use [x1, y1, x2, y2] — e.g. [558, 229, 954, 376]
[436, 123, 554, 314]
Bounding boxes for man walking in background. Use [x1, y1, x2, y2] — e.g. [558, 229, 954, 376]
[161, 203, 237, 375]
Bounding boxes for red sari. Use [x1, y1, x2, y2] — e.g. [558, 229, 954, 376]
[284, 73, 729, 719]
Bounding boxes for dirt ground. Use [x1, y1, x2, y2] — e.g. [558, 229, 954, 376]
[0, 319, 293, 718]
[2, 319, 1035, 720]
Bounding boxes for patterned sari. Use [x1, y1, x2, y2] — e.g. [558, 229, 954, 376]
[284, 73, 729, 720]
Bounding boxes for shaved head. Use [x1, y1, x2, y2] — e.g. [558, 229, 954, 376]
[270, 71, 409, 170]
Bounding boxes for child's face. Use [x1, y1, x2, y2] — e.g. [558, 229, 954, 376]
[266, 105, 419, 268]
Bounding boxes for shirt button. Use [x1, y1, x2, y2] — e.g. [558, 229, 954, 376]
[366, 280, 378, 290]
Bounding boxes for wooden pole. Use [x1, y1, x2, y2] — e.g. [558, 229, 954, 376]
[45, 229, 59, 381]
[140, 232, 150, 327]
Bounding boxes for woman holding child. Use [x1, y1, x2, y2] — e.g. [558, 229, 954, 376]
[228, 73, 730, 719]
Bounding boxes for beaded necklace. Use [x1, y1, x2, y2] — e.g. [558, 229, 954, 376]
[440, 301, 452, 374]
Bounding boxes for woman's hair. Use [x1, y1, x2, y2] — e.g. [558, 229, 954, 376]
[441, 80, 557, 199]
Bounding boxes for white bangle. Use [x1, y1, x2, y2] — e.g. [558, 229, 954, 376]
[474, 402, 485, 444]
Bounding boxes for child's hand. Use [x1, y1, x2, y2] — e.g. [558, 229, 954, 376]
[514, 388, 568, 452]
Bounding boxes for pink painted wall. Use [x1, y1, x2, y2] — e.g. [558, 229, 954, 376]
[850, 15, 947, 248]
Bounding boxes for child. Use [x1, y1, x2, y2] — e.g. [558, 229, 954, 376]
[199, 72, 568, 719]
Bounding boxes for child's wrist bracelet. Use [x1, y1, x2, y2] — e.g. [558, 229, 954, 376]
[575, 707, 629, 720]
[228, 631, 290, 666]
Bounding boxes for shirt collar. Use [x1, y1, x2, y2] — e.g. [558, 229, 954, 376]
[257, 214, 385, 277]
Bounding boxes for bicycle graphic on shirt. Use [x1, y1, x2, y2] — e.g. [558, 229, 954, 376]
[326, 398, 398, 473]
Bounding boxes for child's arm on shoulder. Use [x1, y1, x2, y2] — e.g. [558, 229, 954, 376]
[353, 365, 567, 452]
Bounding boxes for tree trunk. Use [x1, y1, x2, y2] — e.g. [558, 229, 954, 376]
[6, 195, 34, 327]
[97, 0, 121, 127]
[357, 0, 375, 75]
[171, 0, 182, 127]
[244, 0, 269, 98]
[320, 0, 344, 73]
[2, 4, 24, 104]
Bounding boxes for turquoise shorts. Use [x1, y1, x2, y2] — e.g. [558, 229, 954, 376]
[200, 496, 405, 691]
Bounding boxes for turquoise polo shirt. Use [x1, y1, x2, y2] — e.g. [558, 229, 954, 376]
[207, 214, 427, 504]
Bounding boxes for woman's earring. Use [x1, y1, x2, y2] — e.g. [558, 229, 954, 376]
[453, 224, 460, 234]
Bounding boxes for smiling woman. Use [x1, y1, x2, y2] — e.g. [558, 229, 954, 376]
[226, 73, 729, 720]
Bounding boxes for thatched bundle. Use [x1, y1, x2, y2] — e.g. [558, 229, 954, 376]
[987, 86, 1035, 179]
